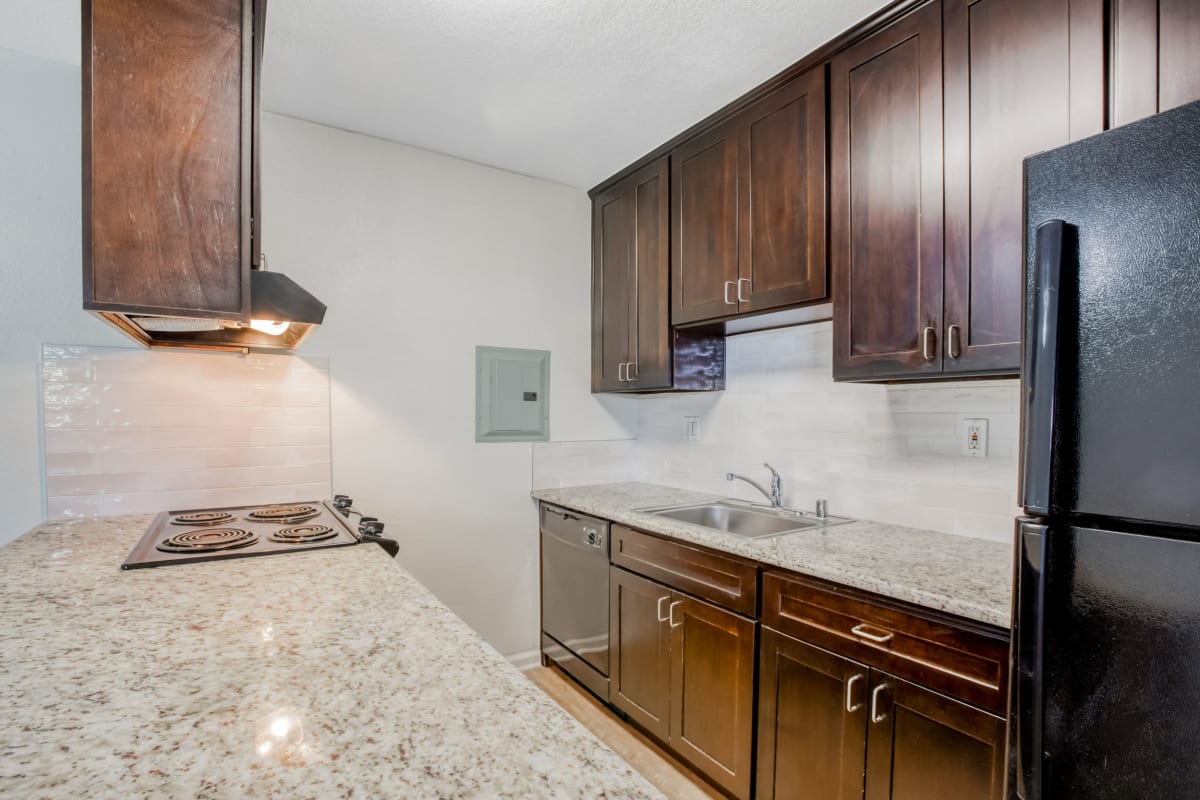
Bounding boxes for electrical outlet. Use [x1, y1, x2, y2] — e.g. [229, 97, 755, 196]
[684, 416, 700, 442]
[963, 418, 989, 458]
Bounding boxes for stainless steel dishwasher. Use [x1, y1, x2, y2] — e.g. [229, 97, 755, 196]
[540, 503, 610, 702]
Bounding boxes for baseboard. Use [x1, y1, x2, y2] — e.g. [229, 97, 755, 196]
[507, 647, 543, 672]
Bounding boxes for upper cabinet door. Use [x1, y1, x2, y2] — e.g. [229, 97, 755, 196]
[631, 159, 672, 389]
[83, 0, 253, 319]
[672, 122, 740, 326]
[591, 179, 636, 392]
[831, 2, 945, 381]
[942, 0, 1103, 375]
[738, 66, 829, 314]
[1113, 0, 1200, 126]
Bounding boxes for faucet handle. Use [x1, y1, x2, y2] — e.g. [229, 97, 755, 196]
[763, 462, 780, 479]
[815, 499, 828, 519]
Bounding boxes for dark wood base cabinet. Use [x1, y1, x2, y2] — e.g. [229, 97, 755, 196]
[757, 627, 1005, 800]
[610, 566, 756, 800]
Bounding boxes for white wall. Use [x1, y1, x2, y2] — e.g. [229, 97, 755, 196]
[260, 114, 636, 657]
[0, 49, 128, 543]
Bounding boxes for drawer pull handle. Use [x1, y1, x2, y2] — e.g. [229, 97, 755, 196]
[871, 683, 890, 724]
[668, 600, 683, 628]
[656, 596, 670, 623]
[845, 674, 865, 713]
[851, 623, 894, 644]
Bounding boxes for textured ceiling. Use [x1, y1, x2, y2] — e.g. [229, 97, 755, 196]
[4, 0, 891, 188]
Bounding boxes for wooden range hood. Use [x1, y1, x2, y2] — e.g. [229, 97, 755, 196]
[82, 0, 325, 354]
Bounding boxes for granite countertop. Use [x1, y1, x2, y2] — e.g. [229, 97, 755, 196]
[0, 516, 664, 800]
[531, 482, 1013, 629]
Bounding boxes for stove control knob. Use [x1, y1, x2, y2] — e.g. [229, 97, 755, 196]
[333, 494, 352, 509]
[362, 520, 385, 536]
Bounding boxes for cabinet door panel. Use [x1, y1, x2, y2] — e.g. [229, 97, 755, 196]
[943, 0, 1102, 374]
[865, 673, 1005, 800]
[757, 628, 867, 800]
[831, 2, 944, 380]
[1113, 0, 1200, 126]
[670, 594, 756, 800]
[672, 124, 740, 325]
[632, 159, 671, 388]
[739, 66, 828, 313]
[610, 567, 672, 741]
[591, 188, 634, 392]
[85, 0, 251, 317]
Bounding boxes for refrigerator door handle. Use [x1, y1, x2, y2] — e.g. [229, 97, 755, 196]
[1014, 521, 1049, 800]
[1021, 220, 1070, 513]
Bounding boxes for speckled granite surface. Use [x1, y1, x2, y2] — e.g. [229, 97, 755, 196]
[532, 483, 1014, 628]
[0, 515, 665, 800]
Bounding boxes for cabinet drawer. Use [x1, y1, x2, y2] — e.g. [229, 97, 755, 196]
[611, 526, 758, 617]
[762, 571, 1008, 715]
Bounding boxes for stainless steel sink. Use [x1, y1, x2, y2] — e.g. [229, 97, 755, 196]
[640, 501, 848, 539]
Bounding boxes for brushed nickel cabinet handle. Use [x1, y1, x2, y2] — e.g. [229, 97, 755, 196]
[737, 278, 750, 303]
[629, 361, 638, 380]
[922, 326, 936, 361]
[851, 623, 894, 644]
[668, 600, 683, 628]
[948, 324, 962, 359]
[871, 683, 890, 723]
[657, 596, 670, 623]
[846, 674, 865, 713]
[617, 362, 628, 382]
[724, 281, 737, 305]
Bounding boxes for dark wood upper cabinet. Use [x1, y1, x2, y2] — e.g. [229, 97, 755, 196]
[669, 594, 757, 800]
[757, 628, 868, 800]
[672, 67, 829, 327]
[671, 123, 741, 325]
[739, 66, 829, 315]
[83, 0, 256, 320]
[864, 673, 1006, 800]
[942, 0, 1103, 375]
[592, 158, 725, 393]
[1113, 0, 1200, 127]
[610, 566, 673, 741]
[831, 2, 945, 381]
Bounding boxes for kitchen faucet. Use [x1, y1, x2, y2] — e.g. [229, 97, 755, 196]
[727, 463, 783, 507]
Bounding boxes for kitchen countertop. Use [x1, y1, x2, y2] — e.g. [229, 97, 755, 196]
[531, 482, 1013, 629]
[0, 516, 664, 799]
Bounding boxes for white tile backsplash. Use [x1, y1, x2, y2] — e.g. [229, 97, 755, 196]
[531, 321, 1021, 543]
[41, 345, 332, 517]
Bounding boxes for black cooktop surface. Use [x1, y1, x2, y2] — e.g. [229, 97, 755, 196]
[122, 500, 360, 569]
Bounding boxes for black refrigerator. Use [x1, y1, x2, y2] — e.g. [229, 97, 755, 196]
[1013, 99, 1200, 799]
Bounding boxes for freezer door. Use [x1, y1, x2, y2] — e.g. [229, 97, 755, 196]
[1022, 100, 1200, 526]
[1024, 521, 1200, 799]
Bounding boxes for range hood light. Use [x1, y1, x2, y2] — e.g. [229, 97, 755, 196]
[249, 319, 291, 336]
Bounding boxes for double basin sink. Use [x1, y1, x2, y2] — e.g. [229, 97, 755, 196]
[640, 500, 850, 540]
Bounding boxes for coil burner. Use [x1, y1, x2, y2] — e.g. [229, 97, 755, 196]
[170, 511, 237, 526]
[245, 505, 321, 525]
[269, 525, 337, 544]
[156, 528, 259, 553]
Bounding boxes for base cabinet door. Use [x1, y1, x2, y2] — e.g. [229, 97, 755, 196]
[756, 628, 868, 800]
[669, 593, 757, 800]
[610, 567, 673, 741]
[864, 673, 1006, 800]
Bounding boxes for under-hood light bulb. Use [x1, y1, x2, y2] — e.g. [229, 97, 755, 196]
[249, 319, 291, 336]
